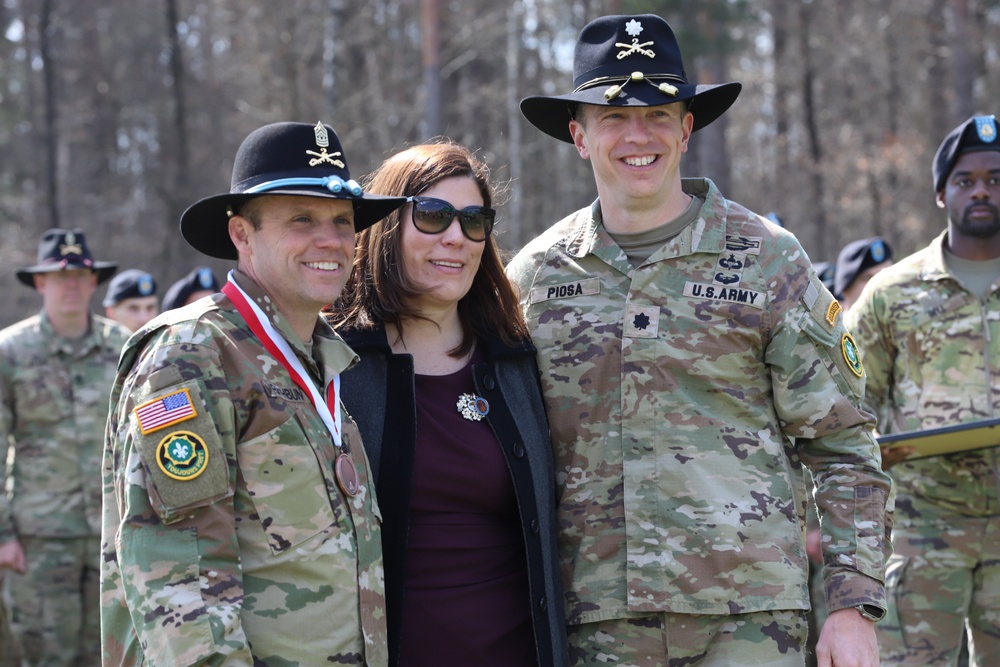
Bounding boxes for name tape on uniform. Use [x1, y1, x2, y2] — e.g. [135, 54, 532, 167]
[529, 278, 600, 304]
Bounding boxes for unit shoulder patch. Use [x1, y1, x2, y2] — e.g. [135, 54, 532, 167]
[841, 333, 865, 378]
[156, 430, 209, 481]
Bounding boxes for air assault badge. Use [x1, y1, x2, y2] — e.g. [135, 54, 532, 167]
[156, 431, 209, 481]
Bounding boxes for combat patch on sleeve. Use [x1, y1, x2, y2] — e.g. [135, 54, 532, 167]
[131, 379, 230, 518]
[155, 431, 210, 481]
[841, 333, 865, 378]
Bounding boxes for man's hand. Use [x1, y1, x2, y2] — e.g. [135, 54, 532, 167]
[879, 443, 914, 470]
[0, 540, 26, 574]
[815, 607, 879, 666]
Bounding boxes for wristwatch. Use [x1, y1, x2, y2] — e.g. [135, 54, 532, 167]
[855, 604, 886, 622]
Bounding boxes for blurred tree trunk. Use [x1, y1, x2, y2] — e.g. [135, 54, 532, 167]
[693, 7, 731, 193]
[506, 1, 524, 248]
[422, 0, 442, 136]
[770, 1, 792, 218]
[39, 0, 59, 230]
[950, 0, 974, 119]
[797, 0, 827, 251]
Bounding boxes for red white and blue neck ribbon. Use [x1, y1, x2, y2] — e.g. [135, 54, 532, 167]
[222, 273, 343, 449]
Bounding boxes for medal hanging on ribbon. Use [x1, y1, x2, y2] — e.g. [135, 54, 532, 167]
[222, 274, 360, 497]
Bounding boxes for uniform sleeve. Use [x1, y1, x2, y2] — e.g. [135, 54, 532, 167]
[105, 335, 249, 667]
[0, 345, 15, 542]
[766, 273, 893, 614]
[844, 287, 894, 426]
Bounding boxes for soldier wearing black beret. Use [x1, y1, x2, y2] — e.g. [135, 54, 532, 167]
[834, 237, 893, 309]
[160, 266, 220, 312]
[103, 269, 159, 332]
[847, 114, 1000, 666]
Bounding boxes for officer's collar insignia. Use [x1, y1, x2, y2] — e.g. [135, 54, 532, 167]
[156, 431, 209, 481]
[137, 275, 154, 296]
[616, 19, 655, 60]
[975, 116, 997, 143]
[841, 333, 865, 378]
[307, 120, 345, 168]
[60, 231, 82, 256]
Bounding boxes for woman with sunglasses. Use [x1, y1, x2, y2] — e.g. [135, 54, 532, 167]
[328, 139, 567, 667]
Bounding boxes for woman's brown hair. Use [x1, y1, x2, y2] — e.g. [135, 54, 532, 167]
[328, 138, 529, 357]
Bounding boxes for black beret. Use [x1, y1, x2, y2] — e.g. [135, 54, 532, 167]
[834, 237, 893, 298]
[813, 261, 836, 293]
[162, 267, 221, 311]
[102, 269, 157, 307]
[933, 115, 1000, 192]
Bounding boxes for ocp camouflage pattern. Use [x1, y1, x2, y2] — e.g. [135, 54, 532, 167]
[506, 178, 893, 625]
[846, 230, 1000, 519]
[0, 311, 130, 541]
[101, 271, 386, 666]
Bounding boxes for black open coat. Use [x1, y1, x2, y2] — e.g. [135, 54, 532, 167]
[339, 324, 568, 667]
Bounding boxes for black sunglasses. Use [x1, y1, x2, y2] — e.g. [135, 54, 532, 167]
[407, 196, 495, 242]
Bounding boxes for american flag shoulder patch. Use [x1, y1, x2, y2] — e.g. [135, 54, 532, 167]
[134, 388, 198, 435]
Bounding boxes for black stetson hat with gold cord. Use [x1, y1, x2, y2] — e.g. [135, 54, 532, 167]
[181, 121, 407, 260]
[520, 14, 742, 143]
[16, 228, 117, 287]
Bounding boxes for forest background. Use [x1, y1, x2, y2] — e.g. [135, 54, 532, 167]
[0, 0, 997, 325]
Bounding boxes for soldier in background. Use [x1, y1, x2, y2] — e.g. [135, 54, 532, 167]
[0, 228, 130, 666]
[103, 269, 159, 332]
[507, 14, 892, 666]
[847, 114, 1000, 666]
[160, 266, 221, 311]
[834, 238, 894, 311]
[101, 121, 405, 666]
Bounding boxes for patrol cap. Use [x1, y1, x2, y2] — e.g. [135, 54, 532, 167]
[180, 121, 407, 260]
[16, 228, 117, 287]
[834, 237, 893, 298]
[933, 115, 1000, 192]
[520, 14, 741, 143]
[813, 261, 836, 293]
[102, 269, 157, 307]
[161, 267, 220, 311]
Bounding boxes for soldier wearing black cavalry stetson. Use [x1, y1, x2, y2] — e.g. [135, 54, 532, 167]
[507, 14, 892, 666]
[847, 114, 1000, 666]
[0, 228, 130, 666]
[101, 121, 405, 666]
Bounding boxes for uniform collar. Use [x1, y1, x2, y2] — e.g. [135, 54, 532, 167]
[229, 269, 357, 380]
[566, 178, 728, 262]
[38, 309, 101, 356]
[919, 230, 959, 282]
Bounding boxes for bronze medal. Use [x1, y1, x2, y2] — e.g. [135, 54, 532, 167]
[335, 451, 360, 497]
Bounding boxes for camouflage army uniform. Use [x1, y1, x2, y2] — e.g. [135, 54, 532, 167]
[846, 230, 1000, 666]
[101, 270, 386, 667]
[0, 310, 129, 666]
[506, 178, 893, 661]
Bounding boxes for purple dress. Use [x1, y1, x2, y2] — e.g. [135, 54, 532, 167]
[398, 351, 536, 666]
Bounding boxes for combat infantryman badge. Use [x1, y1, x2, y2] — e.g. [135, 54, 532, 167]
[156, 431, 209, 481]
